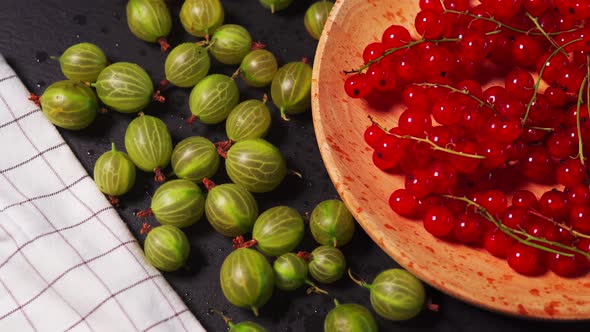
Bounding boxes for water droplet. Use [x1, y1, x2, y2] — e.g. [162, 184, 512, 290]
[73, 15, 86, 25]
[114, 42, 120, 47]
[87, 149, 94, 156]
[218, 248, 223, 252]
[75, 34, 81, 39]
[35, 52, 48, 63]
[100, 26, 109, 34]
[36, 81, 46, 88]
[139, 49, 147, 56]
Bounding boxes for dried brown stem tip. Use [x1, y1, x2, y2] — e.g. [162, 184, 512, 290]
[157, 37, 170, 52]
[154, 168, 166, 183]
[297, 251, 313, 261]
[203, 177, 217, 191]
[28, 93, 41, 106]
[232, 235, 257, 249]
[215, 140, 234, 158]
[152, 91, 165, 103]
[107, 195, 120, 207]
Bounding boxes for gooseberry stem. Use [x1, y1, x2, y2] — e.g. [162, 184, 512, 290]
[288, 169, 303, 178]
[135, 208, 153, 218]
[528, 209, 590, 240]
[49, 55, 59, 61]
[210, 309, 233, 326]
[442, 195, 590, 259]
[231, 67, 241, 80]
[154, 168, 166, 183]
[280, 108, 290, 122]
[305, 281, 329, 295]
[522, 38, 582, 125]
[333, 299, 341, 307]
[202, 177, 217, 191]
[157, 37, 170, 52]
[347, 269, 371, 289]
[416, 82, 495, 113]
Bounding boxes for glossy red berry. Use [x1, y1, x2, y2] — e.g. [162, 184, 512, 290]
[402, 85, 431, 111]
[511, 35, 544, 68]
[398, 109, 432, 137]
[381, 25, 412, 48]
[556, 159, 586, 187]
[389, 189, 420, 218]
[372, 150, 399, 172]
[522, 0, 550, 16]
[423, 205, 456, 237]
[454, 213, 485, 244]
[374, 134, 406, 164]
[512, 190, 538, 210]
[547, 131, 577, 159]
[571, 205, 590, 234]
[484, 228, 515, 258]
[505, 68, 535, 102]
[428, 162, 457, 194]
[405, 170, 433, 199]
[502, 206, 528, 229]
[362, 42, 386, 64]
[432, 99, 461, 125]
[366, 62, 397, 91]
[566, 184, 590, 206]
[521, 147, 554, 181]
[507, 243, 546, 276]
[344, 74, 372, 98]
[549, 253, 587, 278]
[414, 10, 446, 39]
[364, 124, 386, 148]
[539, 190, 569, 220]
[450, 141, 481, 174]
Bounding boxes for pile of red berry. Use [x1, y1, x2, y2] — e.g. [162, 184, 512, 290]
[344, 0, 590, 277]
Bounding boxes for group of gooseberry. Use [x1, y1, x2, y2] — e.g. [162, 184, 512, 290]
[345, 0, 590, 278]
[32, 0, 434, 330]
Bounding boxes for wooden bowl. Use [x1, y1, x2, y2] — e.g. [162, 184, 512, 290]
[311, 0, 590, 320]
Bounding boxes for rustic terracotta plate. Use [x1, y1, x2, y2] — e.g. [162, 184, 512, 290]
[311, 0, 590, 320]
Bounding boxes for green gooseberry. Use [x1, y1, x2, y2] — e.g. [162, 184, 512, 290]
[94, 62, 154, 113]
[93, 143, 136, 199]
[144, 225, 190, 272]
[310, 199, 355, 247]
[324, 300, 378, 332]
[259, 0, 293, 13]
[180, 0, 224, 38]
[146, 179, 205, 228]
[204, 181, 258, 237]
[272, 253, 327, 293]
[165, 43, 210, 88]
[304, 1, 334, 40]
[209, 24, 252, 65]
[124, 114, 172, 182]
[240, 49, 278, 88]
[55, 43, 107, 82]
[188, 74, 239, 125]
[351, 269, 426, 321]
[171, 136, 219, 182]
[309, 246, 346, 284]
[126, 0, 172, 51]
[211, 310, 267, 332]
[226, 98, 271, 142]
[247, 206, 304, 257]
[270, 61, 312, 120]
[220, 248, 274, 316]
[39, 80, 98, 130]
[225, 138, 286, 193]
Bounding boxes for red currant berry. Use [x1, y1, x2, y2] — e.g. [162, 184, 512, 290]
[505, 68, 535, 102]
[460, 31, 490, 61]
[450, 141, 482, 174]
[549, 253, 587, 278]
[398, 109, 432, 137]
[536, 51, 569, 84]
[395, 51, 424, 83]
[362, 42, 386, 64]
[344, 74, 372, 98]
[480, 140, 506, 169]
[402, 85, 431, 111]
[507, 243, 546, 276]
[556, 158, 586, 187]
[512, 190, 538, 210]
[522, 0, 550, 16]
[570, 205, 590, 234]
[547, 131, 577, 159]
[479, 189, 508, 216]
[539, 190, 569, 220]
[544, 85, 569, 107]
[484, 228, 516, 258]
[566, 184, 590, 206]
[389, 189, 420, 218]
[482, 0, 523, 19]
[511, 35, 544, 68]
[414, 10, 446, 39]
[483, 86, 508, 108]
[521, 147, 554, 181]
[372, 150, 399, 172]
[461, 105, 495, 134]
[375, 134, 406, 164]
[484, 116, 522, 144]
[419, 0, 444, 11]
[502, 205, 528, 229]
[428, 161, 457, 194]
[556, 64, 585, 93]
[423, 205, 456, 238]
[405, 170, 433, 199]
[432, 99, 461, 125]
[454, 213, 485, 244]
[366, 62, 397, 91]
[497, 98, 525, 119]
[422, 47, 455, 79]
[381, 25, 412, 49]
[364, 124, 386, 148]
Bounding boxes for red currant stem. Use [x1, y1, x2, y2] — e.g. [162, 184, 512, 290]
[522, 38, 583, 125]
[305, 282, 330, 296]
[576, 76, 589, 169]
[528, 209, 590, 240]
[343, 37, 460, 75]
[525, 126, 553, 132]
[587, 55, 590, 120]
[442, 195, 588, 258]
[437, 0, 447, 11]
[391, 133, 485, 159]
[209, 309, 233, 326]
[367, 115, 388, 132]
[443, 9, 581, 37]
[416, 82, 496, 114]
[347, 269, 371, 289]
[524, 12, 567, 57]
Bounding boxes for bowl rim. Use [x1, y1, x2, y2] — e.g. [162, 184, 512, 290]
[311, 0, 590, 322]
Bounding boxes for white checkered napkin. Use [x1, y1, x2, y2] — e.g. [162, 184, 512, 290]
[0, 56, 206, 332]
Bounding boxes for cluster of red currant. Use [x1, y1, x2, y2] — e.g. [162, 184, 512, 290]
[345, 0, 590, 277]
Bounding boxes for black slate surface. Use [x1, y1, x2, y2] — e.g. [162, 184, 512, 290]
[2, 0, 590, 331]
